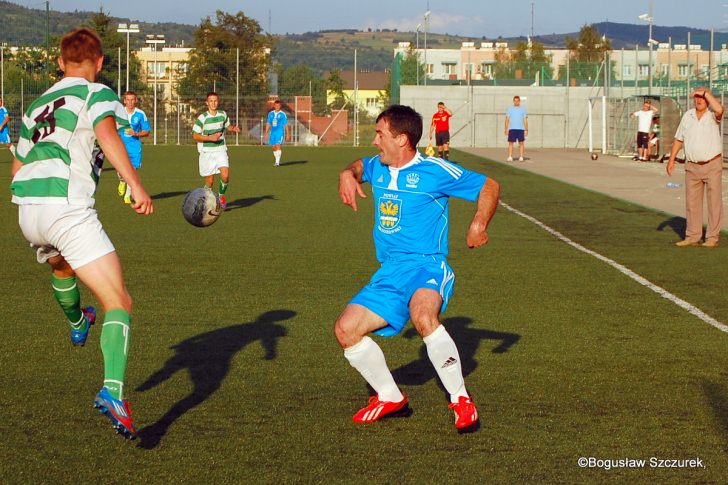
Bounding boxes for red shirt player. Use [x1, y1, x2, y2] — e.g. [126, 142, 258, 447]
[429, 102, 453, 160]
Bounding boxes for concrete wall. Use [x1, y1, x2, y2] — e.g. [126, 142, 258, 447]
[401, 85, 653, 150]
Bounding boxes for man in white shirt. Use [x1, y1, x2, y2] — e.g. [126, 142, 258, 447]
[667, 88, 724, 248]
[631, 100, 658, 161]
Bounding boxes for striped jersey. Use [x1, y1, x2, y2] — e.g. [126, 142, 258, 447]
[192, 110, 230, 152]
[10, 77, 129, 207]
[361, 152, 487, 262]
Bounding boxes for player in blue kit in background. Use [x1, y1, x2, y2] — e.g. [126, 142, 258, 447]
[336, 104, 500, 430]
[264, 99, 290, 166]
[117, 91, 150, 204]
[0, 97, 15, 155]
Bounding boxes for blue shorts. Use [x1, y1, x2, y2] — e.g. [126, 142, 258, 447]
[508, 129, 525, 142]
[269, 131, 284, 146]
[350, 255, 455, 337]
[128, 151, 142, 169]
[0, 132, 10, 144]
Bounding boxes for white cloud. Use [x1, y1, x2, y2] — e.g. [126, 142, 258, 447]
[368, 12, 484, 36]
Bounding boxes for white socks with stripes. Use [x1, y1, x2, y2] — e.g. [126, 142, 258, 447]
[423, 325, 469, 403]
[344, 336, 404, 403]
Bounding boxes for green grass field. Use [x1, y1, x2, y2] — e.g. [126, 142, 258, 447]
[1, 146, 727, 484]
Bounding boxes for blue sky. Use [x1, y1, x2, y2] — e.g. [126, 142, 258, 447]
[18, 0, 726, 37]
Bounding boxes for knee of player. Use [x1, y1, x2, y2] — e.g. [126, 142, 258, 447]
[410, 312, 440, 337]
[334, 314, 360, 347]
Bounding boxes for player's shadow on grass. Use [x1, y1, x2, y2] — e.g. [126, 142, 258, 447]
[134, 309, 294, 450]
[225, 195, 276, 211]
[391, 316, 521, 388]
[657, 216, 687, 239]
[151, 191, 187, 200]
[702, 380, 728, 450]
[278, 160, 307, 167]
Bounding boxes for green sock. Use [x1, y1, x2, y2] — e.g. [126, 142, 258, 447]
[100, 309, 132, 400]
[219, 180, 228, 195]
[52, 275, 84, 330]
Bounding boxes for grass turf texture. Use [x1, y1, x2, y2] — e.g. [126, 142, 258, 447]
[1, 146, 727, 483]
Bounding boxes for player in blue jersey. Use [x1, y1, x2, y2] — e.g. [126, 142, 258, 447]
[264, 100, 290, 166]
[336, 104, 500, 430]
[117, 91, 151, 204]
[0, 97, 15, 155]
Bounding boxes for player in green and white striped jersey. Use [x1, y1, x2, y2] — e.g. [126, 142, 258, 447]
[9, 28, 154, 440]
[192, 92, 241, 209]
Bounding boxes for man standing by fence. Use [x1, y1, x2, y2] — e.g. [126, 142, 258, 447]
[631, 100, 658, 161]
[429, 101, 453, 160]
[667, 88, 724, 248]
[504, 95, 528, 162]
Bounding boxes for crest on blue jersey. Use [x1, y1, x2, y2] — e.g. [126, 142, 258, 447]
[378, 197, 402, 230]
[405, 172, 420, 188]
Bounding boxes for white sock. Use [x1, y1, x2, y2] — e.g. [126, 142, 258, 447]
[274, 150, 282, 163]
[9, 144, 15, 155]
[344, 336, 403, 402]
[125, 184, 132, 199]
[423, 325, 469, 403]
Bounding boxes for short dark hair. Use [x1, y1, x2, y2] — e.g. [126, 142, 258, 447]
[206, 92, 219, 100]
[513, 95, 520, 100]
[377, 105, 422, 150]
[124, 91, 137, 98]
[60, 28, 102, 64]
[273, 99, 282, 105]
[437, 101, 445, 106]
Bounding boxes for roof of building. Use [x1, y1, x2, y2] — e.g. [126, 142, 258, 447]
[328, 70, 389, 90]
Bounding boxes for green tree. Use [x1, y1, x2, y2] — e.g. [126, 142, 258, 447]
[560, 25, 612, 82]
[493, 39, 553, 82]
[325, 68, 346, 109]
[277, 64, 327, 115]
[399, 45, 425, 86]
[177, 10, 273, 115]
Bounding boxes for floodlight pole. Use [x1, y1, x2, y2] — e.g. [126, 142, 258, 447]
[424, 9, 430, 86]
[146, 35, 165, 145]
[118, 23, 140, 93]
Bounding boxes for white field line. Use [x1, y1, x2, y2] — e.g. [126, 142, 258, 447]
[500, 201, 728, 334]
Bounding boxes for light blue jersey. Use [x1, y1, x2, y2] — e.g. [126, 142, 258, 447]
[351, 152, 487, 336]
[120, 108, 150, 168]
[506, 105, 528, 130]
[267, 109, 288, 145]
[361, 152, 487, 263]
[0, 106, 9, 144]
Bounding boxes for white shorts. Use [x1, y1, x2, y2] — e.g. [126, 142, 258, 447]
[18, 205, 115, 270]
[198, 151, 229, 176]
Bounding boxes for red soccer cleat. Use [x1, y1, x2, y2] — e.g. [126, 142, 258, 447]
[449, 396, 479, 429]
[352, 393, 408, 423]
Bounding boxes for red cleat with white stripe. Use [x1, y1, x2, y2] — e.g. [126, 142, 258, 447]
[449, 396, 478, 429]
[352, 393, 408, 423]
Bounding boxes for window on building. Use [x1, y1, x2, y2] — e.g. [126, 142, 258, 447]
[678, 64, 690, 77]
[700, 64, 709, 77]
[443, 63, 457, 75]
[463, 63, 474, 77]
[365, 97, 378, 108]
[638, 64, 649, 77]
[660, 64, 669, 77]
[481, 64, 493, 78]
[426, 64, 434, 74]
[623, 65, 632, 77]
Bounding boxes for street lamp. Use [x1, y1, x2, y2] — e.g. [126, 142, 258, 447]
[1, 43, 6, 101]
[416, 24, 421, 85]
[145, 34, 165, 145]
[117, 23, 140, 93]
[639, 8, 654, 94]
[424, 10, 431, 85]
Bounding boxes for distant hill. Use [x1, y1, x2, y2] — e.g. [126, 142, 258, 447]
[0, 0, 194, 47]
[1, 0, 725, 73]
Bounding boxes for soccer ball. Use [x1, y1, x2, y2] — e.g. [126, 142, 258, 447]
[590, 152, 599, 160]
[182, 187, 222, 227]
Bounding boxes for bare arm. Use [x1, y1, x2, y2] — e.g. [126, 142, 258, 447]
[524, 116, 529, 135]
[264, 123, 271, 140]
[227, 124, 241, 134]
[666, 138, 684, 176]
[192, 132, 222, 142]
[504, 116, 510, 135]
[0, 114, 8, 131]
[95, 116, 153, 215]
[132, 129, 150, 138]
[285, 124, 291, 141]
[338, 159, 367, 211]
[11, 157, 22, 177]
[466, 177, 500, 248]
[429, 120, 435, 139]
[700, 89, 724, 121]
